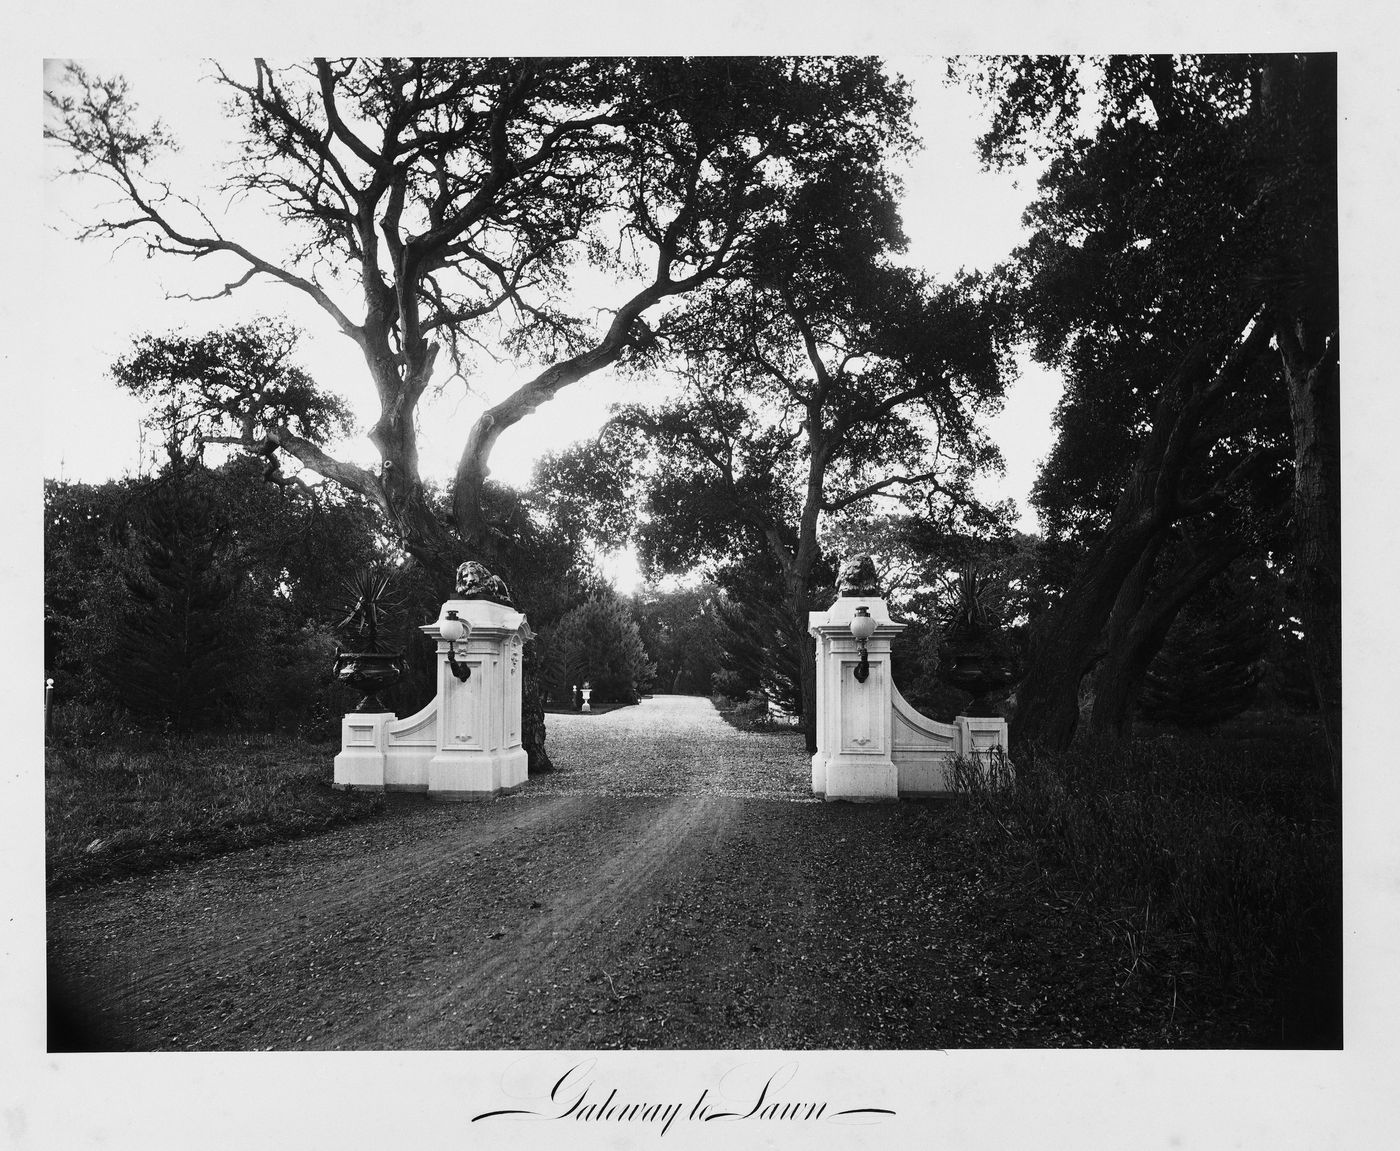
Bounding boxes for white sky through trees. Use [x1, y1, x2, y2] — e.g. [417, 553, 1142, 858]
[41, 57, 1061, 550]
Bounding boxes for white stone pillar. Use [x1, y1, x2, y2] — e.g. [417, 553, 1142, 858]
[808, 596, 907, 802]
[422, 598, 530, 801]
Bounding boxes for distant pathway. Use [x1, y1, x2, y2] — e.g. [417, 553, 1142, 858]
[533, 694, 815, 798]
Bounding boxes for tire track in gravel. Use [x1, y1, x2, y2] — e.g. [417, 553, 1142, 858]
[49, 791, 583, 1041]
[338, 792, 729, 1047]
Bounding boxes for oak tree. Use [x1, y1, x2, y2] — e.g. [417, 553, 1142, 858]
[47, 57, 916, 574]
[48, 56, 919, 766]
[615, 171, 1008, 746]
[959, 55, 1337, 777]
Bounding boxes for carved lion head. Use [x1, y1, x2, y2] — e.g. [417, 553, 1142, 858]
[836, 554, 882, 598]
[454, 560, 514, 605]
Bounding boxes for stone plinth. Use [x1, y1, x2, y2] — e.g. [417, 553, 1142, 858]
[810, 595, 1011, 801]
[423, 598, 529, 801]
[809, 596, 906, 802]
[333, 597, 530, 802]
[332, 712, 395, 791]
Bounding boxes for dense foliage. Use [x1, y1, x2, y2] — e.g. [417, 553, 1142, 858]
[955, 55, 1337, 774]
[1137, 563, 1272, 728]
[630, 584, 726, 697]
[46, 455, 402, 735]
[102, 465, 259, 730]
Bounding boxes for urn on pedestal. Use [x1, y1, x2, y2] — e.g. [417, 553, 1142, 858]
[332, 567, 406, 713]
[937, 569, 1018, 717]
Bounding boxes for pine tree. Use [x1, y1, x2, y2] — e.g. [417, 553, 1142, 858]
[103, 464, 257, 731]
[543, 592, 655, 705]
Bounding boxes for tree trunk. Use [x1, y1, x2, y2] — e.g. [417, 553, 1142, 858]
[767, 526, 820, 755]
[1088, 532, 1249, 741]
[1262, 54, 1340, 792]
[1012, 520, 1160, 751]
[520, 641, 553, 773]
[1013, 392, 1188, 751]
[1013, 327, 1272, 752]
[1281, 334, 1341, 790]
[795, 593, 818, 754]
[1085, 536, 1164, 742]
[793, 434, 830, 754]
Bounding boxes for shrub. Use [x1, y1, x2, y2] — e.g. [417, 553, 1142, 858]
[710, 690, 799, 732]
[712, 690, 771, 730]
[46, 698, 145, 749]
[1138, 597, 1266, 727]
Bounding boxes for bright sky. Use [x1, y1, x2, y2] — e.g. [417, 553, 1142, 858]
[41, 57, 1061, 553]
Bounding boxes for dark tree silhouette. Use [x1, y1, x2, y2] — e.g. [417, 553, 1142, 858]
[958, 55, 1337, 781]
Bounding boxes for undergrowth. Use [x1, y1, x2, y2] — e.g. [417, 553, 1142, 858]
[46, 732, 383, 894]
[712, 691, 801, 732]
[949, 720, 1341, 1047]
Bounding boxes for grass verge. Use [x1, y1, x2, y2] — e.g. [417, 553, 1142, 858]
[46, 734, 384, 894]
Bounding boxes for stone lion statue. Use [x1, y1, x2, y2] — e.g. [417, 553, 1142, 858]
[454, 560, 514, 606]
[837, 554, 883, 598]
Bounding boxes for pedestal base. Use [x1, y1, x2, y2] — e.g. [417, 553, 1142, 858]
[332, 712, 394, 790]
[426, 747, 528, 802]
[818, 757, 898, 803]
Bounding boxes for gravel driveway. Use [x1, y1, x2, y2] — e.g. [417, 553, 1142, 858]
[47, 695, 1157, 1050]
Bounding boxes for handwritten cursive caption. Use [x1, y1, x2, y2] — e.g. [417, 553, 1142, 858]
[472, 1060, 896, 1136]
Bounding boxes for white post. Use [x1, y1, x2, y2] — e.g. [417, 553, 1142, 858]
[808, 596, 906, 802]
[333, 712, 393, 790]
[956, 714, 1011, 761]
[423, 598, 529, 801]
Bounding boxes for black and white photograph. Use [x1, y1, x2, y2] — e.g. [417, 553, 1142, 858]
[8, 3, 1399, 1148]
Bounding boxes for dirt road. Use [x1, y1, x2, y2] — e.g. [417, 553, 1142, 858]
[47, 696, 1152, 1050]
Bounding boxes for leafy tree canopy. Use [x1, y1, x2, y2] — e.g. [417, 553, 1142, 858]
[110, 318, 353, 482]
